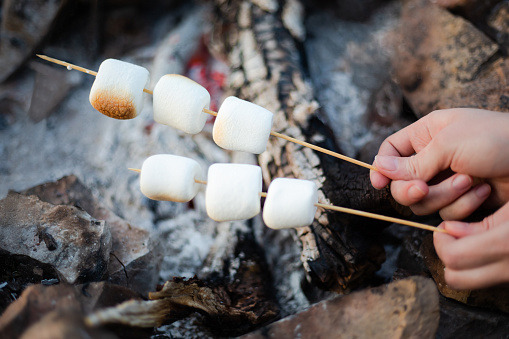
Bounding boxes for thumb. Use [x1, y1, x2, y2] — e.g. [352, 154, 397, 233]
[374, 145, 446, 182]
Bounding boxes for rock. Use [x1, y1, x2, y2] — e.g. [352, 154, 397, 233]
[0, 0, 67, 83]
[435, 0, 501, 22]
[19, 310, 117, 339]
[306, 2, 411, 159]
[0, 282, 147, 339]
[22, 176, 164, 297]
[0, 191, 111, 285]
[28, 62, 81, 123]
[421, 234, 509, 313]
[390, 0, 508, 117]
[437, 294, 509, 338]
[488, 1, 509, 55]
[0, 284, 82, 338]
[241, 276, 440, 339]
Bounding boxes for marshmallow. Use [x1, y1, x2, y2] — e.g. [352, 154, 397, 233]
[140, 154, 203, 202]
[153, 75, 211, 134]
[206, 163, 262, 222]
[213, 96, 273, 154]
[263, 178, 318, 229]
[89, 59, 150, 119]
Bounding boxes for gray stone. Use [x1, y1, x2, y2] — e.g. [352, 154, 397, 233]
[0, 191, 111, 284]
[389, 0, 507, 116]
[242, 276, 439, 339]
[22, 175, 164, 296]
[0, 0, 67, 83]
[0, 282, 147, 339]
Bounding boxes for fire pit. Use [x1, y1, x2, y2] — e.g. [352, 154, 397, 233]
[1, 0, 508, 337]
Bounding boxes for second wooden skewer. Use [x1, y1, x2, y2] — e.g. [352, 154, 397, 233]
[128, 168, 446, 233]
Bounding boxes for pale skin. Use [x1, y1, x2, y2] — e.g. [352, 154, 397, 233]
[370, 108, 509, 290]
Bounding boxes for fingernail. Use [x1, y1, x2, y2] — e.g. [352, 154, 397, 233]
[475, 183, 491, 198]
[446, 221, 470, 230]
[375, 155, 398, 171]
[452, 174, 472, 191]
[408, 185, 426, 200]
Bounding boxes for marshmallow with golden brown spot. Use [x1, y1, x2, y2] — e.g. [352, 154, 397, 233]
[89, 59, 150, 120]
[206, 163, 262, 222]
[153, 74, 211, 134]
[140, 154, 203, 202]
[213, 96, 273, 154]
[263, 178, 318, 229]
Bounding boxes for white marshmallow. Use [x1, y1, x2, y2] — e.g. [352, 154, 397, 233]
[213, 96, 273, 154]
[89, 59, 150, 119]
[140, 154, 203, 202]
[206, 163, 262, 222]
[263, 178, 318, 229]
[153, 74, 211, 134]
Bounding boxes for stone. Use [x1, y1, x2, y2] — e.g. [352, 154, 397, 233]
[28, 62, 81, 123]
[437, 294, 509, 338]
[421, 234, 509, 313]
[488, 1, 509, 55]
[22, 176, 164, 297]
[19, 310, 117, 339]
[435, 0, 501, 22]
[306, 2, 410, 159]
[0, 282, 147, 339]
[0, 284, 82, 338]
[0, 0, 67, 83]
[241, 276, 439, 339]
[0, 191, 111, 285]
[390, 0, 508, 117]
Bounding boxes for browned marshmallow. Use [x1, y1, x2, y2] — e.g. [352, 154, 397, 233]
[89, 59, 149, 120]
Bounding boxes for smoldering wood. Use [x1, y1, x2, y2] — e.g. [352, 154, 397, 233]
[85, 221, 280, 337]
[86, 275, 279, 337]
[209, 0, 407, 293]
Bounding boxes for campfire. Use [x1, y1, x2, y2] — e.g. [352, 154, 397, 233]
[1, 0, 508, 338]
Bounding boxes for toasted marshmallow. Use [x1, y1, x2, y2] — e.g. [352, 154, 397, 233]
[89, 59, 150, 119]
[153, 74, 211, 134]
[140, 154, 203, 202]
[213, 96, 273, 154]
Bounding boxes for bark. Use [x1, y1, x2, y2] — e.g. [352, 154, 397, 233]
[209, 0, 408, 292]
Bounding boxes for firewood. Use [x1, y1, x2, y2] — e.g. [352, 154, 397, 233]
[209, 0, 409, 292]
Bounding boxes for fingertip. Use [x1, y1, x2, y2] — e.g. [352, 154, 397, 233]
[408, 182, 428, 200]
[474, 183, 491, 199]
[443, 220, 474, 238]
[374, 155, 398, 173]
[370, 169, 390, 190]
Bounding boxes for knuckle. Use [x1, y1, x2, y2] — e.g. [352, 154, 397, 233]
[406, 155, 422, 179]
[481, 214, 496, 231]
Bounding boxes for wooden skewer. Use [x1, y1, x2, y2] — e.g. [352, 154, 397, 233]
[38, 54, 377, 171]
[315, 203, 447, 234]
[269, 131, 376, 171]
[36, 54, 153, 94]
[128, 168, 444, 233]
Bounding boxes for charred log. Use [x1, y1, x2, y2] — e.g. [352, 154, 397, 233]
[209, 0, 407, 292]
